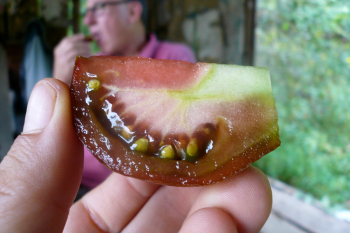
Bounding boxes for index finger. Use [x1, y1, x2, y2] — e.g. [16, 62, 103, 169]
[70, 33, 86, 42]
[64, 174, 160, 232]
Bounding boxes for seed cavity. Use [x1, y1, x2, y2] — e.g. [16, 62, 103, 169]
[113, 126, 123, 133]
[98, 93, 217, 162]
[187, 139, 198, 157]
[160, 145, 175, 159]
[173, 139, 187, 159]
[121, 126, 133, 140]
[132, 138, 148, 153]
[88, 79, 100, 91]
[206, 140, 214, 153]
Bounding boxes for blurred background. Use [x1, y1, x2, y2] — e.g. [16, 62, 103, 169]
[255, 0, 350, 211]
[0, 0, 349, 223]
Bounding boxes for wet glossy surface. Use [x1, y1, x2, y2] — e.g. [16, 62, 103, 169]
[70, 56, 281, 186]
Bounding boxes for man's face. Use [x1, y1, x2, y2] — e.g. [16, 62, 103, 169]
[84, 0, 131, 55]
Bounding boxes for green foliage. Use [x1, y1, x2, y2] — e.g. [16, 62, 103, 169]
[68, 0, 100, 53]
[254, 0, 350, 204]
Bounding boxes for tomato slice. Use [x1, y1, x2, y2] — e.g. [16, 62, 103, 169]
[71, 56, 280, 186]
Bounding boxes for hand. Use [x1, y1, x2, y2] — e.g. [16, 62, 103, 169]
[53, 34, 91, 85]
[0, 78, 272, 233]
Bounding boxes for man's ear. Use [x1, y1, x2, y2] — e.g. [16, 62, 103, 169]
[128, 1, 143, 24]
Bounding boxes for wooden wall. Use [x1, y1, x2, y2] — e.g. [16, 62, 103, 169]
[147, 0, 251, 65]
[0, 0, 70, 155]
[0, 0, 256, 158]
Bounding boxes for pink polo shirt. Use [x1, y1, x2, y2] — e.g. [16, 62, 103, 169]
[81, 34, 196, 189]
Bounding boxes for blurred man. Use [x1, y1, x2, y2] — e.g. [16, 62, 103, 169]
[54, 0, 196, 191]
[54, 0, 196, 85]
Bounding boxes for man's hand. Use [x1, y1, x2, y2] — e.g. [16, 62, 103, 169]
[0, 78, 272, 233]
[53, 34, 91, 85]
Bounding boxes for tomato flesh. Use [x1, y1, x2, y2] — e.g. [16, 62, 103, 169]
[71, 56, 280, 186]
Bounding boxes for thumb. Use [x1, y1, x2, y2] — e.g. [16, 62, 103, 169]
[0, 79, 83, 233]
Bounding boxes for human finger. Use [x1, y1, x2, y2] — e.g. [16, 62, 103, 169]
[187, 167, 272, 233]
[119, 167, 270, 233]
[120, 167, 270, 233]
[0, 78, 84, 232]
[71, 33, 86, 41]
[56, 41, 91, 58]
[63, 174, 160, 233]
[63, 46, 91, 64]
[122, 185, 202, 233]
[179, 207, 238, 233]
[59, 34, 86, 47]
[71, 167, 270, 233]
[54, 33, 90, 59]
[70, 44, 91, 57]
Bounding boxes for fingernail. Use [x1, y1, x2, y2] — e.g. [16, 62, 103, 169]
[23, 81, 57, 133]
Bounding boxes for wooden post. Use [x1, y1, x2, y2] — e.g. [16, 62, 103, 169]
[243, 0, 256, 66]
[73, 0, 80, 33]
[147, 0, 157, 33]
[0, 45, 14, 161]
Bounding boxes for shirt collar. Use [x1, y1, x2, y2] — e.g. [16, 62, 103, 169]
[138, 33, 159, 58]
[96, 34, 159, 58]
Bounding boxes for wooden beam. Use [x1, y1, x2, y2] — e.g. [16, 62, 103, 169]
[0, 45, 14, 161]
[73, 0, 80, 33]
[147, 0, 157, 33]
[243, 0, 256, 66]
[261, 211, 305, 233]
[264, 177, 350, 233]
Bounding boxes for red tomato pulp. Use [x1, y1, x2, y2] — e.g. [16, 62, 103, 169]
[71, 56, 280, 186]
